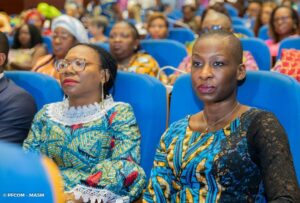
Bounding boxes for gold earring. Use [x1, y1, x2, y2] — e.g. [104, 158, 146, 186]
[100, 82, 104, 110]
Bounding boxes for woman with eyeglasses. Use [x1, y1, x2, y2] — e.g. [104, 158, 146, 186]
[168, 9, 259, 85]
[32, 15, 89, 81]
[24, 43, 146, 202]
[265, 5, 299, 60]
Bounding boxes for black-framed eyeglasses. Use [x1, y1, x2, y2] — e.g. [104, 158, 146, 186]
[55, 58, 88, 73]
[274, 16, 291, 24]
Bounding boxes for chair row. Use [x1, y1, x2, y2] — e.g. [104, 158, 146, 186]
[4, 70, 300, 183]
[96, 38, 272, 71]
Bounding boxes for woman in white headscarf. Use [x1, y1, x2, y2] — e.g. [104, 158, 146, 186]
[32, 15, 88, 81]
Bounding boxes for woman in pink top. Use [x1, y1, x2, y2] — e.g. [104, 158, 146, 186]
[265, 5, 299, 60]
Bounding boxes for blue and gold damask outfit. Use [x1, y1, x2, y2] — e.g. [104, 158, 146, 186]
[144, 109, 300, 202]
[23, 96, 146, 201]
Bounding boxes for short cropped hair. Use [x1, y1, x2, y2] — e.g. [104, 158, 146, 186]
[196, 29, 243, 65]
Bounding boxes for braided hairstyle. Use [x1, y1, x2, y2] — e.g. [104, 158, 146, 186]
[70, 43, 117, 98]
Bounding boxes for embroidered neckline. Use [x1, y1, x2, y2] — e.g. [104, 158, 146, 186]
[47, 95, 117, 126]
[67, 184, 129, 203]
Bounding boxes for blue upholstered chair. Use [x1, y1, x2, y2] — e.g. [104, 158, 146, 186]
[93, 42, 110, 52]
[42, 36, 53, 54]
[258, 25, 270, 40]
[232, 17, 246, 26]
[167, 9, 183, 20]
[170, 71, 300, 182]
[112, 71, 167, 178]
[4, 71, 64, 110]
[168, 28, 196, 44]
[277, 37, 300, 60]
[240, 38, 272, 70]
[225, 3, 238, 17]
[0, 142, 64, 203]
[140, 39, 188, 75]
[233, 25, 255, 37]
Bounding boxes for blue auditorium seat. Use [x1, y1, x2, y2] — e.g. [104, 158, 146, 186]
[112, 71, 167, 178]
[0, 142, 64, 203]
[240, 38, 271, 70]
[140, 39, 188, 75]
[5, 71, 64, 110]
[277, 37, 300, 60]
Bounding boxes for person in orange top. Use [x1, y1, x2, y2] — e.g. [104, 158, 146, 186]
[33, 15, 88, 81]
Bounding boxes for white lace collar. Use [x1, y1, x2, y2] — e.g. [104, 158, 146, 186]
[67, 185, 129, 203]
[47, 95, 117, 126]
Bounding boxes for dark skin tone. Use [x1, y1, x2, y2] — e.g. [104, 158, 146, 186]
[0, 52, 6, 73]
[188, 35, 248, 132]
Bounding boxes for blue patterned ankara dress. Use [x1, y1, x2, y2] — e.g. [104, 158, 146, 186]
[144, 109, 300, 203]
[23, 96, 146, 201]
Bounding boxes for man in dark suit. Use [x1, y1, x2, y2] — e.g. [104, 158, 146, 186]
[0, 32, 36, 144]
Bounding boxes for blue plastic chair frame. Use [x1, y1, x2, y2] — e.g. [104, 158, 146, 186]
[233, 25, 255, 37]
[240, 38, 271, 71]
[168, 28, 196, 44]
[258, 25, 270, 40]
[112, 71, 167, 178]
[277, 37, 300, 60]
[5, 71, 64, 110]
[140, 39, 188, 75]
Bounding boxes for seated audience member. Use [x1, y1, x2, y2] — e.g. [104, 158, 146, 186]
[253, 1, 277, 36]
[23, 43, 146, 202]
[169, 9, 258, 85]
[88, 15, 109, 43]
[86, 0, 123, 22]
[33, 15, 89, 81]
[109, 21, 165, 80]
[24, 9, 48, 35]
[244, 0, 262, 28]
[265, 5, 299, 60]
[0, 32, 36, 145]
[8, 23, 47, 71]
[64, 0, 84, 19]
[175, 4, 201, 33]
[143, 30, 300, 202]
[147, 12, 169, 39]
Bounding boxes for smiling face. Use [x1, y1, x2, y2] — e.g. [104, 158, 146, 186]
[191, 34, 245, 104]
[109, 22, 139, 62]
[273, 7, 294, 38]
[52, 27, 77, 59]
[59, 45, 104, 101]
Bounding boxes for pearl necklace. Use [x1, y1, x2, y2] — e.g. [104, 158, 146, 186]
[203, 102, 240, 132]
